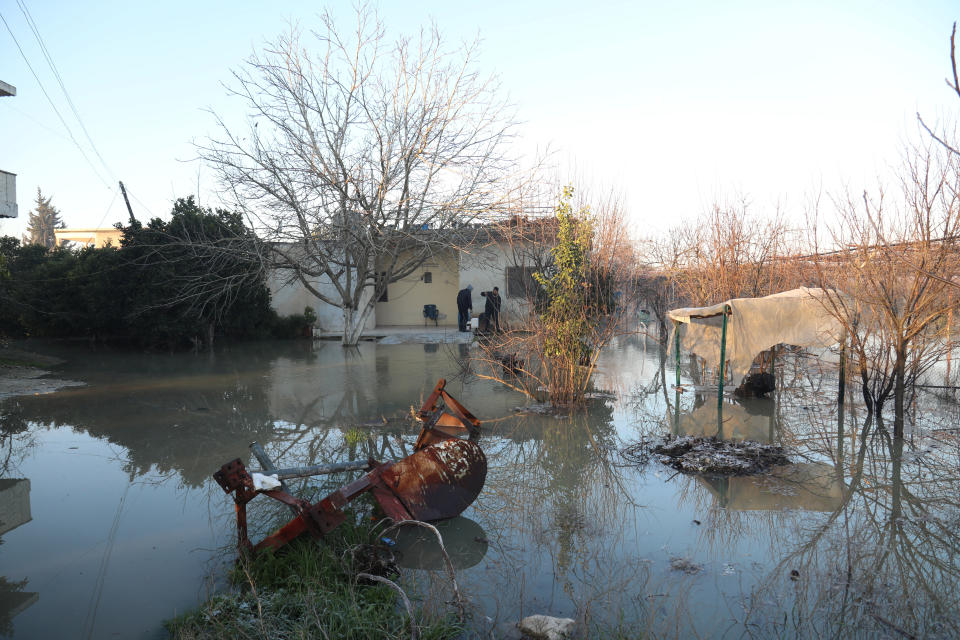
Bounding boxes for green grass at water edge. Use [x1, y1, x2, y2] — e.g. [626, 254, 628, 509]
[165, 510, 462, 640]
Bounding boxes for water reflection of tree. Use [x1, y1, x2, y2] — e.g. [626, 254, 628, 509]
[0, 346, 288, 486]
[0, 401, 36, 477]
[741, 414, 960, 638]
[623, 342, 960, 637]
[467, 403, 655, 631]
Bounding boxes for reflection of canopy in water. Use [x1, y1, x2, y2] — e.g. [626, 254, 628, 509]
[668, 288, 843, 388]
[671, 399, 775, 442]
[699, 462, 845, 512]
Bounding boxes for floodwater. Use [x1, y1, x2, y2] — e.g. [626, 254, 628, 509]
[0, 338, 958, 638]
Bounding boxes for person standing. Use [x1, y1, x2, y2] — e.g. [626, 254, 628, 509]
[456, 284, 473, 332]
[487, 286, 502, 331]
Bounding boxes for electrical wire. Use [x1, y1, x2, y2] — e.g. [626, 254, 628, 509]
[0, 99, 71, 143]
[15, 0, 115, 181]
[0, 10, 114, 191]
[129, 191, 157, 219]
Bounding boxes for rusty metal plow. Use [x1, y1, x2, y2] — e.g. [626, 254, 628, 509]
[213, 379, 486, 554]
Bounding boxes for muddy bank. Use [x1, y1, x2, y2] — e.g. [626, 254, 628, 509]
[0, 347, 85, 400]
[622, 435, 791, 476]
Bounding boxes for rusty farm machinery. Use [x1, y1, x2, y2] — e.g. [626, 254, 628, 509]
[213, 379, 486, 554]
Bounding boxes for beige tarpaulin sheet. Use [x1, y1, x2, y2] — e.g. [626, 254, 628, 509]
[667, 288, 842, 388]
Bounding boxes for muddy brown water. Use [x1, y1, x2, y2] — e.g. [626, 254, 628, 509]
[0, 338, 957, 638]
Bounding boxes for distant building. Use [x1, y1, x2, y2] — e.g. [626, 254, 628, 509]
[268, 218, 556, 332]
[54, 228, 124, 248]
[0, 80, 17, 219]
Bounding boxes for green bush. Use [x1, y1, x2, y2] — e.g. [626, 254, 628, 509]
[0, 197, 278, 349]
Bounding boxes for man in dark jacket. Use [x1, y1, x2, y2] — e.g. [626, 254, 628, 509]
[456, 284, 473, 332]
[484, 286, 502, 331]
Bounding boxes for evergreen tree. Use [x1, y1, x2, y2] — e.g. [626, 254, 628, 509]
[23, 188, 64, 249]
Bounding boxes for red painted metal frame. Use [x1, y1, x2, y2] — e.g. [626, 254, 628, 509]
[212, 378, 486, 554]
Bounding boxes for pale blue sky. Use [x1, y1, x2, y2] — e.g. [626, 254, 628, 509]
[1, 1, 958, 238]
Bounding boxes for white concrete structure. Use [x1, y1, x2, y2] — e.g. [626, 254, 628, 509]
[266, 249, 376, 334]
[1, 80, 16, 218]
[457, 242, 536, 322]
[0, 170, 17, 219]
[266, 232, 548, 334]
[54, 228, 123, 248]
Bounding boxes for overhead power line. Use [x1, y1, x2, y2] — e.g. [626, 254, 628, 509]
[0, 9, 114, 191]
[16, 0, 115, 181]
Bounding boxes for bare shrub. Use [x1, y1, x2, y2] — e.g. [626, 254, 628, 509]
[810, 141, 960, 433]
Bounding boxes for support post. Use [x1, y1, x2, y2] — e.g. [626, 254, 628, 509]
[674, 321, 681, 388]
[717, 305, 729, 409]
[250, 460, 369, 480]
[119, 181, 136, 223]
[838, 331, 846, 406]
[716, 305, 730, 435]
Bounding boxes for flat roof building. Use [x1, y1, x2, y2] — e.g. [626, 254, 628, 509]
[1, 79, 17, 218]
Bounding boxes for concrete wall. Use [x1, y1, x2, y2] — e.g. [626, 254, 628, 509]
[0, 170, 17, 219]
[459, 242, 537, 326]
[266, 238, 544, 332]
[267, 268, 376, 333]
[1, 81, 17, 219]
[375, 248, 459, 326]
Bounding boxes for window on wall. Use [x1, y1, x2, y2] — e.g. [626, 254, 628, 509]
[423, 271, 432, 284]
[506, 266, 538, 298]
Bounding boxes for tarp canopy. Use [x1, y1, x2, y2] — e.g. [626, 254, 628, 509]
[668, 287, 842, 388]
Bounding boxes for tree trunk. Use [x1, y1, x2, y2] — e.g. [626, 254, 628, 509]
[893, 345, 907, 439]
[341, 299, 376, 346]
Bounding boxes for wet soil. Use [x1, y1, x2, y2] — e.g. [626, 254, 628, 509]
[623, 435, 791, 476]
[0, 347, 85, 400]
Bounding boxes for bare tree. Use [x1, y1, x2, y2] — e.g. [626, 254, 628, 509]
[636, 198, 805, 341]
[810, 141, 960, 434]
[918, 22, 960, 156]
[198, 5, 518, 345]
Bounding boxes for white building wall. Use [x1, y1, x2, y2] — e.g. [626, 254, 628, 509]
[0, 170, 17, 219]
[458, 243, 536, 324]
[375, 248, 459, 326]
[267, 269, 376, 333]
[1, 80, 17, 219]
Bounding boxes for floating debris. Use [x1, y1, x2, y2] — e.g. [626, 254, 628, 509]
[669, 556, 703, 574]
[517, 615, 577, 640]
[513, 402, 570, 416]
[623, 435, 790, 476]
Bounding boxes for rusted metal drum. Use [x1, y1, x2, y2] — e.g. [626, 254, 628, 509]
[376, 438, 487, 521]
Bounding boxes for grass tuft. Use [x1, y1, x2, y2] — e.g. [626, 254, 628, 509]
[166, 509, 462, 639]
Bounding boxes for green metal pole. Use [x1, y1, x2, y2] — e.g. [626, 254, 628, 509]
[674, 321, 681, 388]
[718, 305, 729, 431]
[673, 388, 680, 435]
[673, 321, 682, 433]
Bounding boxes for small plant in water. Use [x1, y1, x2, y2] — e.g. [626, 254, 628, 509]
[344, 427, 366, 448]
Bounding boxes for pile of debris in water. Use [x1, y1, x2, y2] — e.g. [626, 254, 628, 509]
[622, 435, 791, 476]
